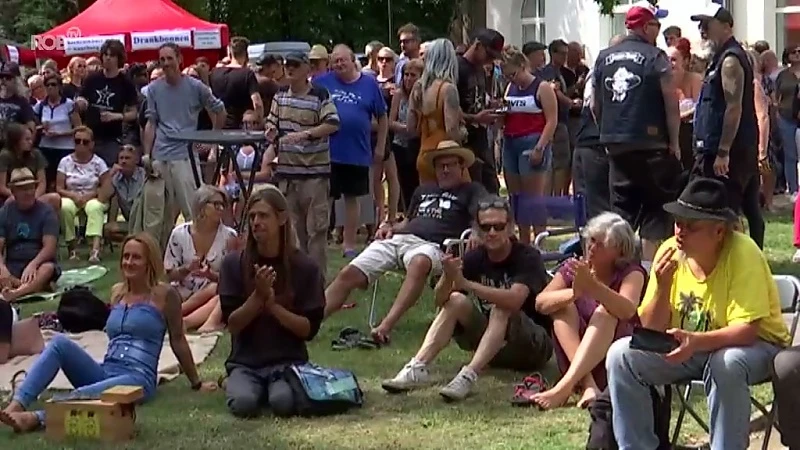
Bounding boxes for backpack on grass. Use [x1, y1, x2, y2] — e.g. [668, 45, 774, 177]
[56, 285, 110, 333]
[284, 363, 364, 416]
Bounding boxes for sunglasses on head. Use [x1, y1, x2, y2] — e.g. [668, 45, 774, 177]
[477, 199, 510, 211]
[478, 222, 507, 233]
[74, 138, 91, 145]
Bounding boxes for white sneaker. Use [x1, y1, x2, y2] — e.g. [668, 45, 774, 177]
[439, 366, 478, 402]
[381, 360, 431, 393]
[793, 249, 800, 264]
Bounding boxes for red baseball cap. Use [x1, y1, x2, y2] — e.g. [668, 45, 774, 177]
[625, 1, 669, 30]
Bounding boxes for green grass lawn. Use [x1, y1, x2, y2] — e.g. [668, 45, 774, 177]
[1, 209, 797, 449]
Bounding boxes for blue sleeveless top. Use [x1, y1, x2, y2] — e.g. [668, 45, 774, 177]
[103, 302, 166, 387]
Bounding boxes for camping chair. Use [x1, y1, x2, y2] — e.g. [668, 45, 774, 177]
[367, 228, 472, 328]
[670, 274, 800, 449]
[531, 194, 588, 271]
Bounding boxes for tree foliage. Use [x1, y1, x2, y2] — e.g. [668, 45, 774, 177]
[0, 0, 79, 45]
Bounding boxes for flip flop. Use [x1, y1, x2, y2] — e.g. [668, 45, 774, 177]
[510, 372, 547, 407]
[331, 327, 365, 351]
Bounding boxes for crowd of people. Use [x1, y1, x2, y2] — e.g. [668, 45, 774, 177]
[0, 1, 800, 448]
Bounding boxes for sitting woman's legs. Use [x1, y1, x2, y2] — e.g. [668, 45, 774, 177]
[84, 199, 107, 258]
[197, 297, 224, 333]
[533, 305, 618, 409]
[60, 197, 78, 252]
[184, 295, 224, 332]
[181, 283, 217, 317]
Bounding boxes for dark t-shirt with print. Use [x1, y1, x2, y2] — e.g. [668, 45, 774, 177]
[457, 56, 490, 159]
[0, 149, 47, 181]
[79, 71, 138, 142]
[218, 250, 325, 369]
[0, 95, 34, 148]
[462, 241, 551, 329]
[398, 181, 487, 245]
[0, 200, 58, 269]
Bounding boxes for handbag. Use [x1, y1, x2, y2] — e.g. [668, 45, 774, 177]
[284, 363, 363, 416]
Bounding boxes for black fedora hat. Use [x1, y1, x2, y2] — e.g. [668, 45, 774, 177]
[663, 177, 738, 222]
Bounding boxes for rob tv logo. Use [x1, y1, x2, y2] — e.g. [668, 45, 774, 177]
[32, 27, 82, 51]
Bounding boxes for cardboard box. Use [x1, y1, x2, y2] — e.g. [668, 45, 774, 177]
[45, 386, 142, 442]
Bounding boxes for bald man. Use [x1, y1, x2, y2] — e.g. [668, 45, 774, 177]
[314, 44, 388, 256]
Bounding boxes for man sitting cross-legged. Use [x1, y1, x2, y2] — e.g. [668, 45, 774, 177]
[381, 196, 553, 401]
[606, 178, 790, 450]
[0, 168, 60, 303]
[325, 141, 487, 344]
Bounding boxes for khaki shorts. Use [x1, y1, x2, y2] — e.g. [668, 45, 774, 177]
[350, 234, 442, 283]
[454, 298, 553, 371]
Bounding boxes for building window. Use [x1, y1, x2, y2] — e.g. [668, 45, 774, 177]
[521, 0, 546, 44]
[777, 1, 800, 55]
[610, 0, 635, 38]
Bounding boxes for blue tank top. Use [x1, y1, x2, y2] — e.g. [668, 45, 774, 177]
[103, 302, 166, 386]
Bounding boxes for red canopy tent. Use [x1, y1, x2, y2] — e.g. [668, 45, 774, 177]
[33, 0, 229, 65]
[0, 43, 36, 66]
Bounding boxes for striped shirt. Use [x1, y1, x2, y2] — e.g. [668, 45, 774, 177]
[266, 84, 339, 178]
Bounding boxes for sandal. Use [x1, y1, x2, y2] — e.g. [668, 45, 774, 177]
[88, 249, 101, 263]
[510, 372, 548, 407]
[331, 327, 382, 350]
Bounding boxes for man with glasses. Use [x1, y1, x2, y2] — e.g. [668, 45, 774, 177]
[261, 52, 340, 277]
[381, 195, 551, 401]
[592, 0, 682, 272]
[75, 39, 138, 167]
[394, 23, 421, 84]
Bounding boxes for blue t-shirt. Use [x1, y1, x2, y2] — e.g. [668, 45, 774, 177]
[0, 200, 59, 266]
[314, 72, 386, 166]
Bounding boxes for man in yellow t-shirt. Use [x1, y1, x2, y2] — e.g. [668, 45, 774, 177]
[606, 177, 789, 450]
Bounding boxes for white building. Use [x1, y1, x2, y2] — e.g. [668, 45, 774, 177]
[486, 0, 800, 64]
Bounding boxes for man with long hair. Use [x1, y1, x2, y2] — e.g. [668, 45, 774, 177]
[0, 61, 35, 149]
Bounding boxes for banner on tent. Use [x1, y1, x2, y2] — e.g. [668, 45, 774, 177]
[131, 30, 193, 51]
[6, 46, 18, 63]
[64, 34, 125, 56]
[193, 29, 222, 50]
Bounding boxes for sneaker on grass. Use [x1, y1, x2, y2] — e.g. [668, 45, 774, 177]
[381, 360, 431, 393]
[439, 366, 478, 402]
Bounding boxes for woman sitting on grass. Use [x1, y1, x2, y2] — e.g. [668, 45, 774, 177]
[56, 126, 110, 262]
[0, 123, 61, 212]
[532, 212, 646, 409]
[164, 185, 236, 333]
[0, 232, 216, 433]
[219, 186, 325, 418]
[0, 301, 44, 364]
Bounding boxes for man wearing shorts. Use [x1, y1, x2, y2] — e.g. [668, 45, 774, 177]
[325, 141, 486, 344]
[593, 1, 682, 268]
[381, 196, 551, 401]
[315, 44, 388, 257]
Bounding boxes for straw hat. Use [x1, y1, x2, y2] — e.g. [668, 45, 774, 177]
[8, 168, 36, 187]
[421, 140, 476, 169]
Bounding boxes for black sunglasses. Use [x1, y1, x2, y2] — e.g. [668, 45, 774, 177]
[74, 138, 91, 145]
[477, 199, 510, 211]
[478, 222, 507, 233]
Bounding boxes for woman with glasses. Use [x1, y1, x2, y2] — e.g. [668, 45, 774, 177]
[56, 126, 110, 262]
[499, 45, 558, 244]
[34, 72, 81, 190]
[531, 212, 645, 409]
[164, 185, 237, 333]
[389, 58, 423, 211]
[0, 123, 60, 211]
[61, 57, 87, 100]
[373, 47, 401, 226]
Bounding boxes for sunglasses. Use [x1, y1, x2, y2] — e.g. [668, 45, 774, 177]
[477, 199, 510, 211]
[74, 138, 91, 145]
[478, 222, 507, 233]
[377, 56, 393, 62]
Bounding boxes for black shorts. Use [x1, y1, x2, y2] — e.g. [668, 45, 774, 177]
[609, 149, 682, 241]
[330, 162, 370, 199]
[0, 300, 12, 344]
[690, 153, 756, 214]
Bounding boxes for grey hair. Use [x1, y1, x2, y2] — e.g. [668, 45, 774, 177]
[421, 38, 458, 92]
[191, 184, 227, 219]
[581, 212, 638, 267]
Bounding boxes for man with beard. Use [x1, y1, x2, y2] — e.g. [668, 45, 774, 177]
[210, 36, 263, 127]
[689, 5, 759, 245]
[458, 29, 506, 194]
[592, 0, 682, 271]
[395, 23, 422, 84]
[75, 39, 138, 167]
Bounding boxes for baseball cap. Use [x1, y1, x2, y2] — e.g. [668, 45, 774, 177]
[474, 28, 505, 58]
[690, 3, 734, 26]
[285, 52, 310, 65]
[0, 61, 20, 78]
[8, 168, 36, 187]
[625, 1, 669, 30]
[309, 44, 329, 61]
[255, 52, 282, 67]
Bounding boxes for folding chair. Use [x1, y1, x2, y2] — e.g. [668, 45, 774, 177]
[670, 274, 800, 448]
[367, 228, 472, 328]
[531, 194, 588, 273]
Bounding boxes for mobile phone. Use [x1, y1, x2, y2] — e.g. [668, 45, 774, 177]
[629, 327, 680, 354]
[492, 107, 508, 114]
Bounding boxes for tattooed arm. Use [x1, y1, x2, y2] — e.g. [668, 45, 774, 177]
[718, 55, 745, 157]
[442, 83, 466, 142]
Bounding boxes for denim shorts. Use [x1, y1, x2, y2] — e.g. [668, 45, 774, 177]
[502, 133, 552, 176]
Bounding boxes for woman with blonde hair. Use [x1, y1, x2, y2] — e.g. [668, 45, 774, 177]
[373, 46, 401, 225]
[499, 45, 557, 244]
[61, 57, 86, 100]
[0, 232, 216, 433]
[407, 38, 465, 182]
[390, 58, 424, 209]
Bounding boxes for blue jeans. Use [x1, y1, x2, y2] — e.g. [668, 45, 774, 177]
[502, 133, 552, 176]
[778, 116, 798, 194]
[13, 334, 154, 425]
[606, 336, 781, 450]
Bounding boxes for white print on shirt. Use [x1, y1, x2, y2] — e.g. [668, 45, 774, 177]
[605, 67, 642, 103]
[604, 51, 645, 65]
[416, 192, 457, 220]
[94, 86, 116, 110]
[505, 95, 543, 114]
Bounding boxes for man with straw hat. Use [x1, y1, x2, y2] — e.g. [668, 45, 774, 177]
[325, 141, 486, 345]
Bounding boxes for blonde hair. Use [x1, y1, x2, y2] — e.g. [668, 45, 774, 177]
[113, 232, 164, 301]
[500, 45, 528, 70]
